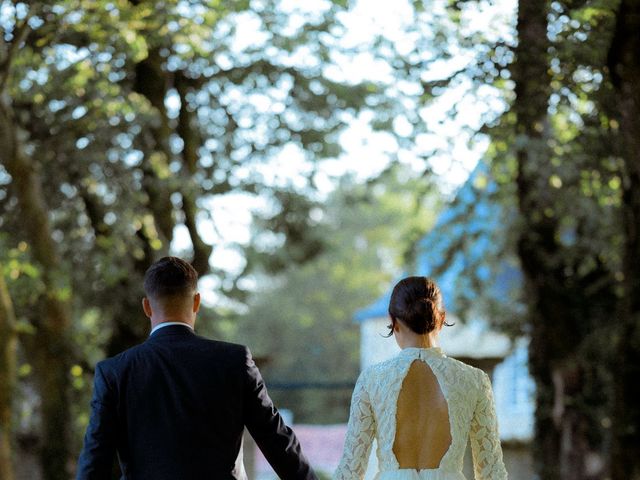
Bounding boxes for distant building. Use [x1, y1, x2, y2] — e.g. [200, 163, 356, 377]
[353, 164, 535, 478]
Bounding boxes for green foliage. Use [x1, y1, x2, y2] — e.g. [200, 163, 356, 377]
[0, 0, 400, 471]
[0, 0, 635, 476]
[0, 240, 44, 312]
[231, 166, 440, 423]
[0, 0, 400, 355]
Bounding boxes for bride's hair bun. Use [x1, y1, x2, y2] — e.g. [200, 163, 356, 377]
[388, 277, 445, 335]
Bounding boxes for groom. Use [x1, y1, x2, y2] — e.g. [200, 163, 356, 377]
[76, 256, 317, 480]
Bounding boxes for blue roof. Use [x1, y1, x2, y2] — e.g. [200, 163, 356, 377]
[354, 162, 522, 322]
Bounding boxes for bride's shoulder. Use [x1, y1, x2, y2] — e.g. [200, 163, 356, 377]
[358, 355, 401, 382]
[442, 355, 487, 384]
[353, 357, 406, 396]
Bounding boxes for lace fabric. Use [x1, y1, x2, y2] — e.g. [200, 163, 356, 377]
[334, 347, 508, 480]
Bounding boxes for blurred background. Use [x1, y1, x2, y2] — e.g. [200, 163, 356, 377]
[0, 0, 639, 479]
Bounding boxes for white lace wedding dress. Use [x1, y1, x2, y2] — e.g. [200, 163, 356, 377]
[334, 347, 508, 480]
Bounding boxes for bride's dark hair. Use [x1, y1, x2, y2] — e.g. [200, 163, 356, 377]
[386, 276, 453, 337]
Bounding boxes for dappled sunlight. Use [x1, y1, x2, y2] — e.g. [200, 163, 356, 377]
[0, 0, 638, 479]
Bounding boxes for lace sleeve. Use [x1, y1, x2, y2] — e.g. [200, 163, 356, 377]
[470, 371, 508, 480]
[334, 370, 376, 480]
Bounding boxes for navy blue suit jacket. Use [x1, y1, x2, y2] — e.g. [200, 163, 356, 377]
[76, 324, 316, 480]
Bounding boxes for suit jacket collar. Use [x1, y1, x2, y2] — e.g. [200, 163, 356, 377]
[148, 323, 195, 339]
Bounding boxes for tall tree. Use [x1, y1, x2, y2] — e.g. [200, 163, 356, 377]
[511, 1, 619, 478]
[0, 95, 74, 480]
[511, 2, 563, 475]
[1, 9, 76, 476]
[607, 1, 640, 478]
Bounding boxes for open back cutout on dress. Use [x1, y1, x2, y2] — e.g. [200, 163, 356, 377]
[393, 359, 452, 470]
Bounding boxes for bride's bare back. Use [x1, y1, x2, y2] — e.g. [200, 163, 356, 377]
[393, 360, 452, 469]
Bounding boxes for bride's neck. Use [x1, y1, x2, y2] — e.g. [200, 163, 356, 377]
[399, 332, 439, 349]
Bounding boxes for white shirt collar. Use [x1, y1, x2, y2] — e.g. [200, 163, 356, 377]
[150, 322, 194, 336]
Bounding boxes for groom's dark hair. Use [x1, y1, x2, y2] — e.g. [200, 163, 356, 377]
[144, 256, 198, 300]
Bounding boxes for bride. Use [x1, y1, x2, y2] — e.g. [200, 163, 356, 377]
[334, 276, 508, 480]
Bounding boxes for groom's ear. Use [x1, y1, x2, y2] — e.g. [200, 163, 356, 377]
[193, 292, 201, 313]
[142, 297, 153, 318]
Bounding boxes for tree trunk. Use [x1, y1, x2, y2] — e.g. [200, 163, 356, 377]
[134, 47, 176, 245]
[0, 99, 73, 480]
[175, 71, 213, 276]
[512, 1, 614, 478]
[512, 2, 561, 478]
[71, 169, 155, 357]
[0, 265, 17, 480]
[607, 1, 640, 478]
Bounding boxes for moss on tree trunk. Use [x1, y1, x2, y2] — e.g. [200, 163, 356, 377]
[0, 267, 17, 480]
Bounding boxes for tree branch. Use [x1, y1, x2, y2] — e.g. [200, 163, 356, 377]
[0, 11, 33, 94]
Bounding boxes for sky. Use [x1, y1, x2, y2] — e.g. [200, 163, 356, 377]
[171, 0, 518, 303]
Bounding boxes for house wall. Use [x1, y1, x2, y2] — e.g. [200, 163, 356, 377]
[492, 339, 535, 441]
[360, 317, 399, 369]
